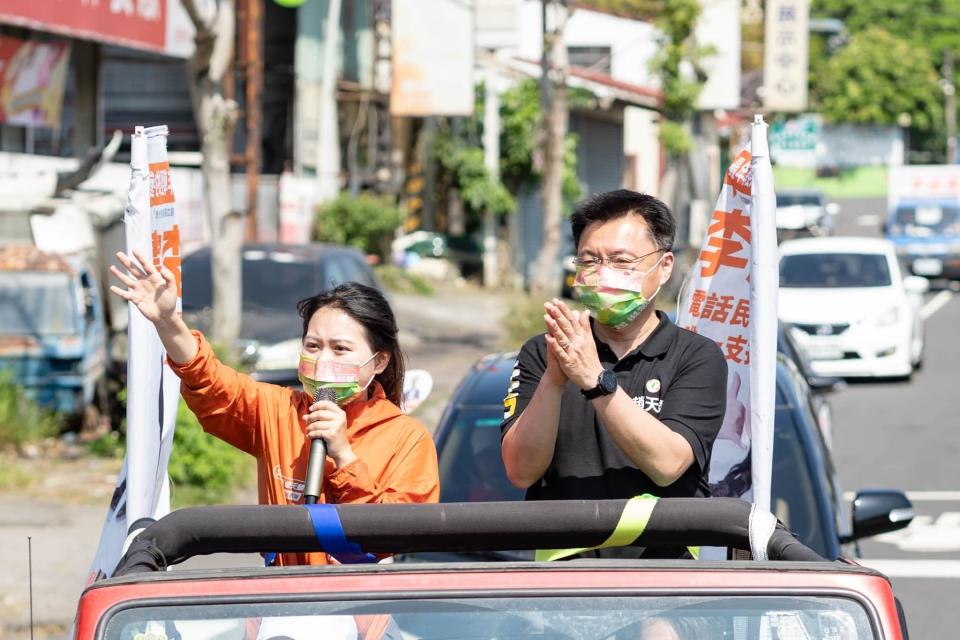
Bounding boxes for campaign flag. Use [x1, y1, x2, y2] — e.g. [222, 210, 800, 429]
[677, 115, 778, 512]
[86, 125, 182, 582]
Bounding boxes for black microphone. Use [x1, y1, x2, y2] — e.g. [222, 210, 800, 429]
[304, 387, 336, 505]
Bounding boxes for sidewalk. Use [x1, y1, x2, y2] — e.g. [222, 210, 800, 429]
[0, 284, 507, 639]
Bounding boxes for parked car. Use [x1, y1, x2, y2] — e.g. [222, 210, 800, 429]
[775, 188, 839, 239]
[883, 197, 960, 281]
[392, 231, 484, 279]
[0, 245, 107, 421]
[181, 243, 380, 372]
[778, 237, 928, 379]
[75, 499, 911, 640]
[413, 350, 911, 562]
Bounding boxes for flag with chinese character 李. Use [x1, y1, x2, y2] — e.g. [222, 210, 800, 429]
[86, 125, 182, 581]
[677, 116, 778, 515]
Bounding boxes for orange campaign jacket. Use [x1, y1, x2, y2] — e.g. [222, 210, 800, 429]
[167, 331, 440, 566]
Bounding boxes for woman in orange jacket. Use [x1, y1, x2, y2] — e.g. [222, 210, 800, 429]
[110, 250, 440, 566]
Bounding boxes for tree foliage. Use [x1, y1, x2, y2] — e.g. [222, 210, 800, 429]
[499, 79, 589, 207]
[809, 0, 957, 157]
[814, 27, 943, 131]
[812, 0, 960, 58]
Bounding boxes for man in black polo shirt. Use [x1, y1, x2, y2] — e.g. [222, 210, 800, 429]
[501, 190, 727, 558]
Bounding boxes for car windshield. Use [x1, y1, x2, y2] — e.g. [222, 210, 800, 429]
[890, 204, 960, 234]
[779, 253, 891, 288]
[777, 193, 822, 207]
[105, 595, 877, 639]
[0, 271, 77, 335]
[182, 253, 320, 312]
[437, 406, 524, 503]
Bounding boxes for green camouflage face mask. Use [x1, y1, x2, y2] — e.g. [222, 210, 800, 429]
[573, 256, 664, 329]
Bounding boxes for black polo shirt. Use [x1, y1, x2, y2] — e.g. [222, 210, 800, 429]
[501, 310, 727, 504]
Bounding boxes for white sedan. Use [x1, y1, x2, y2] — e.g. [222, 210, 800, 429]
[778, 237, 928, 379]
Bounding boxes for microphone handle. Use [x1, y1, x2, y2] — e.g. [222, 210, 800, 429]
[304, 387, 336, 505]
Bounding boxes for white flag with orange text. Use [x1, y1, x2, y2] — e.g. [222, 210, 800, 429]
[677, 116, 778, 512]
[86, 125, 183, 581]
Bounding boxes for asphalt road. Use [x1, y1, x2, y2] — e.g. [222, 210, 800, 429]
[824, 197, 960, 638]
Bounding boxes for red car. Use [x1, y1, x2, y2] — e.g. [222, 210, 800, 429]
[75, 499, 909, 640]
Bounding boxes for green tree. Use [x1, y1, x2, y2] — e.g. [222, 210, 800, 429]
[809, 0, 957, 157]
[814, 27, 942, 132]
[812, 0, 960, 58]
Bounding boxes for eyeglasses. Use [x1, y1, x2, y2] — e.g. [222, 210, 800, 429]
[573, 249, 665, 271]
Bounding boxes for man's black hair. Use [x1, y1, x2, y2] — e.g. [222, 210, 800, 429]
[570, 189, 676, 252]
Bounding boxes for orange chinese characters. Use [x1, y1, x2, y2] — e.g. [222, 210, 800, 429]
[151, 225, 182, 298]
[724, 150, 753, 198]
[731, 298, 750, 327]
[724, 334, 749, 364]
[149, 162, 175, 206]
[699, 208, 751, 277]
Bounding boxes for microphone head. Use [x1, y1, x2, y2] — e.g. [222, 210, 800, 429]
[313, 386, 337, 404]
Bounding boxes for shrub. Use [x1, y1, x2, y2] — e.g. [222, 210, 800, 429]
[314, 194, 401, 259]
[0, 371, 59, 448]
[374, 264, 434, 295]
[168, 400, 254, 505]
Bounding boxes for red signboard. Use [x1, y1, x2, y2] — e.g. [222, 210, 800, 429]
[0, 0, 167, 54]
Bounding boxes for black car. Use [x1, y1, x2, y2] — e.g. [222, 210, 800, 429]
[417, 352, 911, 561]
[181, 242, 380, 373]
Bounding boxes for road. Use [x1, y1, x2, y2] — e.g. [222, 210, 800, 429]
[824, 197, 960, 638]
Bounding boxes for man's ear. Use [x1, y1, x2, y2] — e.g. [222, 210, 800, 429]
[658, 251, 675, 286]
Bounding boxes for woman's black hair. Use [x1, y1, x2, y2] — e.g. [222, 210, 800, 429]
[297, 282, 405, 407]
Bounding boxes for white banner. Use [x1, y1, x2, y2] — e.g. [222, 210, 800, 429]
[762, 0, 810, 112]
[677, 116, 778, 514]
[86, 126, 182, 582]
[391, 0, 475, 116]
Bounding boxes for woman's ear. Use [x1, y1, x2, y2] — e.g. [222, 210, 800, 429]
[373, 351, 391, 375]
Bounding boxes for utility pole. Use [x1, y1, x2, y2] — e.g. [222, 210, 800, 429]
[316, 0, 343, 201]
[244, 0, 264, 240]
[945, 50, 957, 164]
[482, 74, 501, 288]
[531, 0, 569, 299]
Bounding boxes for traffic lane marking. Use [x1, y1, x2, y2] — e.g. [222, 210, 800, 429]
[872, 512, 960, 553]
[857, 559, 960, 578]
[856, 214, 880, 227]
[844, 490, 960, 502]
[920, 290, 954, 320]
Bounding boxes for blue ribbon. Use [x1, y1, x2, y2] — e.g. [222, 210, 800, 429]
[304, 504, 377, 564]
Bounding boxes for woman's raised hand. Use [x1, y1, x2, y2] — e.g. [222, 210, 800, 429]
[109, 250, 179, 326]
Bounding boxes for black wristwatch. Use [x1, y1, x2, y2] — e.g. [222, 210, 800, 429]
[582, 369, 618, 400]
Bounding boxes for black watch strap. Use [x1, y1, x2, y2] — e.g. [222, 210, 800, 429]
[582, 369, 617, 400]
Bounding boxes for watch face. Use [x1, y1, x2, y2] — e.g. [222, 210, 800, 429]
[599, 369, 618, 394]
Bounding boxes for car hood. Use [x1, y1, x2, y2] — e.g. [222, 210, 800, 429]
[779, 287, 899, 325]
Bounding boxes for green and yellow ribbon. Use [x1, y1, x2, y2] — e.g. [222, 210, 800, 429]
[535, 494, 699, 561]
